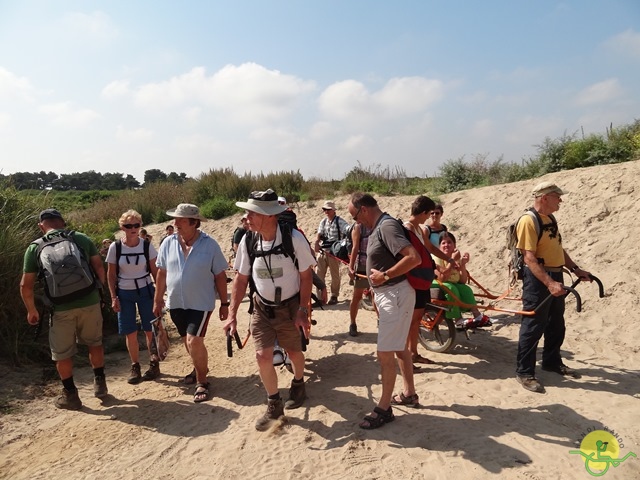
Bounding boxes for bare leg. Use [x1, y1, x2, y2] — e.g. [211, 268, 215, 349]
[256, 347, 279, 395]
[125, 331, 140, 363]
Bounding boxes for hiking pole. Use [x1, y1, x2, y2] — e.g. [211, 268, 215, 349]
[300, 327, 309, 352]
[226, 330, 243, 358]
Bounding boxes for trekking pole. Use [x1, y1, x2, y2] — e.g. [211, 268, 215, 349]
[226, 330, 243, 358]
[300, 327, 309, 352]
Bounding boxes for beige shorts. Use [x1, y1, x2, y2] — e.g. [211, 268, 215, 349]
[374, 280, 415, 352]
[251, 295, 303, 353]
[50, 303, 103, 361]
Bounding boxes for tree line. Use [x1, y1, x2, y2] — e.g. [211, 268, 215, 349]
[0, 168, 189, 191]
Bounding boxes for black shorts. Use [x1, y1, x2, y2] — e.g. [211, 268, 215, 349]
[169, 308, 211, 337]
[414, 289, 431, 310]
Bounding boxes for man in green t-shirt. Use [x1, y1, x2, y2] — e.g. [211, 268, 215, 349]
[20, 209, 108, 410]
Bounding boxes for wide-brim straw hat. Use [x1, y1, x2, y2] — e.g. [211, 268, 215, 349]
[235, 189, 287, 216]
[166, 203, 208, 221]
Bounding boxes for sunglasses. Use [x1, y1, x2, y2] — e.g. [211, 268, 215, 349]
[123, 223, 141, 229]
[352, 206, 362, 221]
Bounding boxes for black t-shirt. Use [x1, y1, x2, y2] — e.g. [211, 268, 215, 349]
[232, 227, 246, 246]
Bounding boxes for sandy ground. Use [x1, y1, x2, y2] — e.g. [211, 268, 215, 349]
[1, 161, 640, 479]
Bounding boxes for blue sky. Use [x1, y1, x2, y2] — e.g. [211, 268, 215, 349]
[1, 1, 638, 183]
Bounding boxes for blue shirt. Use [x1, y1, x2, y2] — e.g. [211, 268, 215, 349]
[156, 232, 228, 311]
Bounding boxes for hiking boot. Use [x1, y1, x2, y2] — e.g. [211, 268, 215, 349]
[541, 363, 582, 379]
[284, 379, 306, 410]
[55, 388, 82, 410]
[141, 361, 160, 381]
[128, 363, 142, 384]
[327, 296, 338, 305]
[255, 397, 284, 431]
[94, 375, 109, 398]
[516, 375, 545, 393]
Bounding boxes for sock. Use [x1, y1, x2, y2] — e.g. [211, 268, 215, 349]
[62, 377, 76, 392]
[268, 392, 281, 401]
[93, 367, 105, 378]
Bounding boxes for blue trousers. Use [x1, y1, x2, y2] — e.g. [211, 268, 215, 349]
[516, 269, 566, 377]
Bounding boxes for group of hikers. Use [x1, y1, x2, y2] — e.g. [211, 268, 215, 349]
[19, 181, 591, 430]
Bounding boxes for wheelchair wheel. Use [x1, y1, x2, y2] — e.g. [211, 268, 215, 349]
[418, 310, 456, 353]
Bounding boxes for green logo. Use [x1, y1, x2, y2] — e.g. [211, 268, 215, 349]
[569, 429, 637, 476]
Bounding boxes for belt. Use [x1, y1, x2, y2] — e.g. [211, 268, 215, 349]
[256, 293, 299, 308]
[544, 266, 564, 273]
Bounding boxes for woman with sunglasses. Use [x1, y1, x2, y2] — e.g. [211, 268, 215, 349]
[425, 204, 448, 248]
[106, 210, 160, 385]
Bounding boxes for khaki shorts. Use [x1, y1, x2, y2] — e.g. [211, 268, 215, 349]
[374, 280, 415, 352]
[251, 295, 302, 352]
[50, 303, 103, 361]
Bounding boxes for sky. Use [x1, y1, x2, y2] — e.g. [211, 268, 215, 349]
[0, 1, 639, 184]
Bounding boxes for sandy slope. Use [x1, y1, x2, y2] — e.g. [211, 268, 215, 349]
[1, 161, 640, 480]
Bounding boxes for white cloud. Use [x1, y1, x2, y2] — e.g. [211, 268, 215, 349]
[341, 134, 371, 150]
[172, 134, 223, 153]
[318, 76, 444, 123]
[115, 125, 154, 141]
[604, 29, 640, 59]
[0, 67, 36, 101]
[309, 121, 334, 139]
[134, 63, 316, 125]
[574, 78, 623, 106]
[38, 102, 100, 128]
[61, 11, 119, 42]
[101, 80, 130, 99]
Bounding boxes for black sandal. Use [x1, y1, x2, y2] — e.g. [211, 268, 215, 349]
[359, 406, 395, 430]
[194, 382, 210, 403]
[183, 368, 197, 385]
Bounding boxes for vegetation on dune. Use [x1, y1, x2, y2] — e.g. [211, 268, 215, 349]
[1, 120, 639, 365]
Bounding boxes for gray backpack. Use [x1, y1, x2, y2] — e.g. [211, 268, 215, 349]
[33, 231, 97, 304]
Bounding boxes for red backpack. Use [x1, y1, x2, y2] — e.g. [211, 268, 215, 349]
[377, 216, 435, 290]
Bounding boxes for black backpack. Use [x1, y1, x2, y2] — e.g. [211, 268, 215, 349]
[33, 230, 97, 305]
[115, 239, 152, 293]
[506, 207, 558, 285]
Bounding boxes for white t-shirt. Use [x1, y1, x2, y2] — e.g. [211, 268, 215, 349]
[234, 227, 316, 303]
[106, 240, 157, 291]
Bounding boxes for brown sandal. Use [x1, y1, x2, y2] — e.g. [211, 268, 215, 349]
[391, 392, 420, 408]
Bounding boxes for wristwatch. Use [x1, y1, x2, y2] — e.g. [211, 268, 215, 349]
[382, 272, 390, 282]
[298, 306, 308, 314]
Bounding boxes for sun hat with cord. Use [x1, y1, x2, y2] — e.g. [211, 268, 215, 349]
[166, 203, 208, 221]
[235, 189, 287, 216]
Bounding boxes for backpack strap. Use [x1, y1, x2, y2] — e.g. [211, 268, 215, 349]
[245, 225, 298, 314]
[115, 238, 152, 294]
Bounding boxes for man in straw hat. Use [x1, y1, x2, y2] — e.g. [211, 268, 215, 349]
[313, 200, 349, 305]
[225, 189, 316, 431]
[515, 182, 591, 393]
[153, 203, 230, 403]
